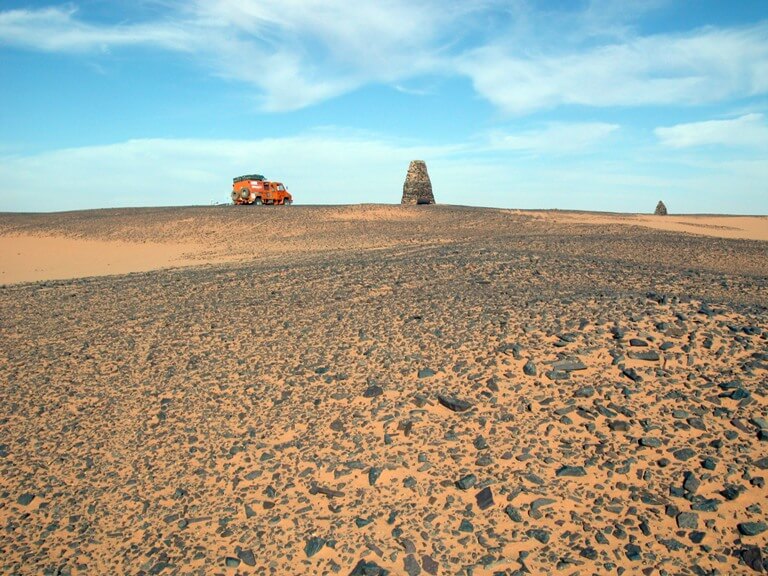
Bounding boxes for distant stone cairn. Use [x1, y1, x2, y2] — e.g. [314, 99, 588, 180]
[401, 160, 435, 205]
[655, 201, 668, 215]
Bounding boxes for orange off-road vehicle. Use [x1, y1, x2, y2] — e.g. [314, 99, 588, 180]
[231, 174, 292, 205]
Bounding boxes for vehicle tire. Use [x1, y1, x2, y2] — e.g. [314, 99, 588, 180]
[284, 199, 292, 206]
[239, 188, 250, 200]
[255, 197, 263, 206]
[231, 190, 239, 202]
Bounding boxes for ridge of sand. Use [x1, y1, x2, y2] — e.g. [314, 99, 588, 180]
[0, 205, 766, 285]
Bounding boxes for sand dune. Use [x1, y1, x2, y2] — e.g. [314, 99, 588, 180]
[0, 204, 766, 575]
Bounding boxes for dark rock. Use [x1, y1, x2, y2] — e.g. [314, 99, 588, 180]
[556, 465, 586, 477]
[418, 368, 436, 379]
[740, 546, 764, 572]
[526, 529, 550, 544]
[305, 537, 325, 557]
[622, 367, 642, 382]
[349, 559, 390, 576]
[456, 474, 477, 490]
[674, 448, 696, 461]
[363, 385, 383, 398]
[421, 555, 438, 576]
[368, 467, 382, 486]
[437, 394, 472, 412]
[504, 505, 522, 522]
[475, 486, 494, 510]
[738, 522, 768, 536]
[551, 359, 587, 371]
[459, 519, 474, 532]
[404, 554, 421, 576]
[523, 360, 537, 376]
[609, 420, 630, 432]
[683, 471, 700, 494]
[677, 512, 699, 529]
[237, 548, 256, 566]
[17, 493, 35, 506]
[640, 437, 662, 448]
[625, 543, 642, 561]
[629, 338, 648, 347]
[225, 557, 240, 568]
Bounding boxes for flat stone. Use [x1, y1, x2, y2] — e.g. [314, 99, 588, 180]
[456, 474, 477, 490]
[17, 493, 35, 506]
[437, 394, 473, 412]
[475, 486, 494, 510]
[349, 559, 390, 576]
[523, 360, 537, 376]
[526, 529, 550, 544]
[556, 465, 586, 477]
[738, 521, 768, 536]
[305, 536, 326, 557]
[421, 555, 438, 576]
[368, 467, 382, 486]
[674, 448, 696, 461]
[418, 368, 436, 379]
[363, 385, 383, 398]
[676, 512, 699, 529]
[404, 554, 421, 576]
[237, 548, 256, 566]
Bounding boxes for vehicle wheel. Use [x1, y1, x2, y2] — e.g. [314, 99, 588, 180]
[284, 199, 292, 206]
[255, 198, 263, 206]
[239, 188, 250, 200]
[231, 190, 239, 202]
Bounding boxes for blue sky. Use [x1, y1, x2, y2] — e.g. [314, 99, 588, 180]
[0, 1, 767, 213]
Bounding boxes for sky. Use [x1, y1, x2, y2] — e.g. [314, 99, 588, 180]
[0, 1, 767, 214]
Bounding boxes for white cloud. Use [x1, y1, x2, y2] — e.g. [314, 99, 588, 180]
[0, 6, 192, 52]
[0, 3, 767, 113]
[458, 22, 768, 114]
[486, 122, 619, 154]
[655, 113, 768, 148]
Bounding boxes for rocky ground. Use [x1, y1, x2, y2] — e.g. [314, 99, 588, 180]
[0, 205, 766, 575]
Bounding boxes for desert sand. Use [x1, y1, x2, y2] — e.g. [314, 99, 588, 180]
[0, 204, 766, 575]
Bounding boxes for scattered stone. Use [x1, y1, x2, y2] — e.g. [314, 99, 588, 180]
[363, 385, 383, 398]
[738, 522, 768, 536]
[350, 559, 390, 576]
[305, 537, 326, 557]
[456, 474, 477, 490]
[526, 529, 551, 544]
[523, 360, 537, 376]
[475, 486, 494, 510]
[17, 493, 35, 506]
[437, 394, 473, 412]
[404, 554, 421, 576]
[674, 448, 696, 461]
[369, 467, 382, 486]
[418, 368, 436, 379]
[237, 548, 256, 566]
[556, 465, 586, 477]
[677, 512, 699, 530]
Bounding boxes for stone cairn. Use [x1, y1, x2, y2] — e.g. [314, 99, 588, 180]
[401, 160, 435, 205]
[655, 201, 668, 215]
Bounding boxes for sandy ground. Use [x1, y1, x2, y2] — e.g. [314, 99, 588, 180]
[0, 206, 766, 285]
[0, 204, 766, 575]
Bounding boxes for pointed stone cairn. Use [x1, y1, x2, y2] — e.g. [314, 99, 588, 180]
[401, 160, 435, 205]
[654, 200, 668, 215]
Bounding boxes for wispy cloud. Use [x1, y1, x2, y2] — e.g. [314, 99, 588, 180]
[2, 3, 767, 113]
[0, 6, 192, 52]
[458, 22, 768, 114]
[486, 122, 619, 154]
[655, 113, 768, 148]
